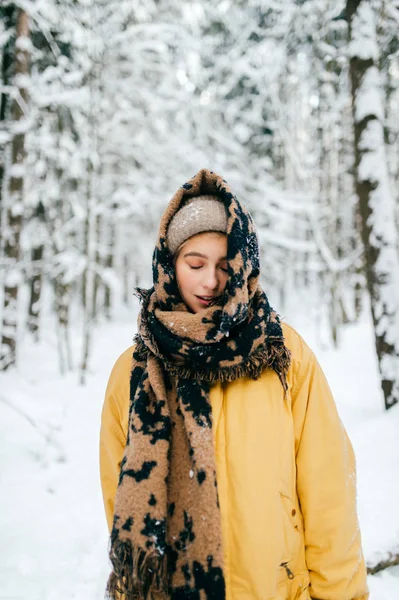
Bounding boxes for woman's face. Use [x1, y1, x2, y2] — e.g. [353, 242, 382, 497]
[174, 232, 229, 313]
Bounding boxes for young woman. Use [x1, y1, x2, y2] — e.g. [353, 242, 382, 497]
[100, 169, 369, 600]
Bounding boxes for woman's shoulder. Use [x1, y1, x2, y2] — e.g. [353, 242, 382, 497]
[280, 321, 316, 371]
[105, 346, 135, 405]
[113, 344, 136, 368]
[108, 345, 136, 381]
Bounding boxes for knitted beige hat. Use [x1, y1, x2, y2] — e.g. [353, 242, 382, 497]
[167, 195, 228, 254]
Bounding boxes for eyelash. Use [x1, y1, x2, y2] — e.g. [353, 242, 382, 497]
[189, 265, 228, 273]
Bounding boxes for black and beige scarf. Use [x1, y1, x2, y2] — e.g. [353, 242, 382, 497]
[107, 169, 291, 600]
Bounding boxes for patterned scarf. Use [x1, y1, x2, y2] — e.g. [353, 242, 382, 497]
[106, 169, 291, 600]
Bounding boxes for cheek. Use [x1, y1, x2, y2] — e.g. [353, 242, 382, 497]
[176, 265, 197, 292]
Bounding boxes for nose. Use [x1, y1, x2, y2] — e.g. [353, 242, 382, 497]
[203, 266, 219, 291]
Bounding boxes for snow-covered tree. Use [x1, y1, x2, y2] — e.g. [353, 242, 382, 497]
[0, 6, 29, 370]
[1, 0, 398, 384]
[347, 0, 399, 409]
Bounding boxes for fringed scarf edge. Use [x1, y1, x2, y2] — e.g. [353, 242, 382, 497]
[107, 539, 168, 600]
[133, 333, 291, 391]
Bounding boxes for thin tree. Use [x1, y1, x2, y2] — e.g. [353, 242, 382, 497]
[0, 8, 29, 370]
[347, 0, 399, 409]
[26, 200, 45, 338]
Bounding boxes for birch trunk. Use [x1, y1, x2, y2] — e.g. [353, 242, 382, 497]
[55, 277, 72, 374]
[27, 202, 45, 338]
[104, 218, 115, 320]
[123, 252, 130, 307]
[80, 48, 99, 384]
[0, 10, 29, 370]
[347, 0, 399, 409]
[91, 212, 101, 321]
[80, 164, 96, 385]
[27, 245, 43, 339]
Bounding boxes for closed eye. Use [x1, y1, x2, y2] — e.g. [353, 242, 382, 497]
[188, 264, 228, 271]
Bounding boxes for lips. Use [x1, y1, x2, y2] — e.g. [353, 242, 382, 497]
[196, 295, 219, 306]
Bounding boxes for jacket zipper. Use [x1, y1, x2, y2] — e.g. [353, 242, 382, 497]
[280, 562, 295, 580]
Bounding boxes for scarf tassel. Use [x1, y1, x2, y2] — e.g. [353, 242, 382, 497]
[134, 335, 291, 391]
[106, 540, 168, 600]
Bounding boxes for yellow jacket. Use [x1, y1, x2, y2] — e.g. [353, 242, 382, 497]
[100, 323, 369, 600]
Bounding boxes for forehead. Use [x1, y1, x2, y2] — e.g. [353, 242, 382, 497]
[182, 232, 227, 254]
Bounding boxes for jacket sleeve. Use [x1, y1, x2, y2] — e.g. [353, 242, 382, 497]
[292, 345, 369, 600]
[99, 348, 132, 532]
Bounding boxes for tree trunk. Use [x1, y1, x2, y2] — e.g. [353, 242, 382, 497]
[104, 218, 115, 320]
[347, 0, 399, 409]
[27, 201, 46, 339]
[0, 9, 29, 370]
[91, 212, 101, 321]
[123, 252, 130, 307]
[55, 277, 72, 374]
[27, 244, 43, 339]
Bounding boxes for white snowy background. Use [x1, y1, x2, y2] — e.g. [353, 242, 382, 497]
[1, 0, 399, 598]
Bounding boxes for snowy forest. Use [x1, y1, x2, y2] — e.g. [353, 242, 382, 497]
[1, 0, 399, 598]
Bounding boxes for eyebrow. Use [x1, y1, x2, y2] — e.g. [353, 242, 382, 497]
[183, 252, 227, 260]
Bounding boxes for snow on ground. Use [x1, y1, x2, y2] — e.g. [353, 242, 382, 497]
[0, 310, 133, 600]
[1, 306, 399, 599]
